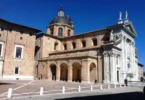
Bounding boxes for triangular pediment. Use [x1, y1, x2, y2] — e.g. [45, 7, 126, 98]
[123, 21, 137, 37]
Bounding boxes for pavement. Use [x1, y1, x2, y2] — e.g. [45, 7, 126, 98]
[6, 87, 145, 100]
[0, 80, 145, 100]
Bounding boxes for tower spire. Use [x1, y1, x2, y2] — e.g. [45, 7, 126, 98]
[118, 12, 123, 24]
[124, 11, 129, 23]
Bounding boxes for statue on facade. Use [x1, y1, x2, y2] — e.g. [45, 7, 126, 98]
[110, 30, 114, 41]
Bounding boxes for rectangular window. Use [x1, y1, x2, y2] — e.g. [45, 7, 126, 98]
[14, 45, 24, 59]
[15, 67, 19, 74]
[15, 47, 22, 58]
[0, 42, 4, 57]
[93, 39, 97, 46]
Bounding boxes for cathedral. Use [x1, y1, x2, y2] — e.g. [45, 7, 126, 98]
[35, 8, 139, 84]
[0, 7, 142, 84]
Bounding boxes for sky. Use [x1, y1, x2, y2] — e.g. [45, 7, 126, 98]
[0, 0, 145, 70]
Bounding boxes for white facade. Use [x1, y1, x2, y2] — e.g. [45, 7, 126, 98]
[103, 13, 138, 84]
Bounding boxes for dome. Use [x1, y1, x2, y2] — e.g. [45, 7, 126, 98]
[49, 7, 74, 27]
[49, 16, 73, 26]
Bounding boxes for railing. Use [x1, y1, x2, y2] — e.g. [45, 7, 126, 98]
[1, 84, 125, 99]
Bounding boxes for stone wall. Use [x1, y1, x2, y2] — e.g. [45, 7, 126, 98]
[0, 21, 37, 80]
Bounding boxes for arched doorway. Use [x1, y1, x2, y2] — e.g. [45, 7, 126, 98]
[72, 62, 81, 82]
[50, 64, 56, 81]
[90, 63, 97, 82]
[60, 63, 68, 81]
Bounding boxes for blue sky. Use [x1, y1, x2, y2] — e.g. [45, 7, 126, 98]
[0, 0, 145, 70]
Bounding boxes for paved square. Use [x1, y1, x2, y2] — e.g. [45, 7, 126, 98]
[0, 80, 121, 99]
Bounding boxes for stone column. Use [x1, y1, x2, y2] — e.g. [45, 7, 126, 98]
[121, 36, 127, 83]
[47, 63, 51, 81]
[98, 56, 103, 83]
[68, 66, 72, 82]
[56, 64, 60, 81]
[37, 63, 41, 79]
[110, 52, 117, 84]
[82, 60, 90, 83]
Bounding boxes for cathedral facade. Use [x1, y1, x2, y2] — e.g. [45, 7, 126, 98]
[0, 7, 140, 84]
[36, 8, 139, 84]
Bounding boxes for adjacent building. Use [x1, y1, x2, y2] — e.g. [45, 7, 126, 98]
[0, 18, 41, 80]
[138, 63, 144, 80]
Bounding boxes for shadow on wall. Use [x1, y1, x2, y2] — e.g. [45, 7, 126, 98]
[56, 92, 145, 100]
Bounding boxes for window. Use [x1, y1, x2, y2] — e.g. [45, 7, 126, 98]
[20, 37, 23, 40]
[29, 33, 33, 36]
[92, 38, 97, 46]
[50, 28, 54, 35]
[14, 45, 24, 59]
[63, 43, 67, 50]
[82, 40, 86, 48]
[54, 42, 58, 50]
[104, 33, 110, 41]
[58, 28, 63, 36]
[0, 42, 3, 57]
[9, 28, 12, 32]
[72, 42, 76, 49]
[0, 44, 2, 56]
[14, 67, 19, 74]
[16, 47, 22, 58]
[1, 27, 4, 31]
[20, 31, 24, 34]
[68, 29, 71, 36]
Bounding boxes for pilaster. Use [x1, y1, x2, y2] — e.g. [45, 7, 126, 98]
[68, 62, 72, 82]
[82, 59, 90, 83]
[98, 56, 103, 83]
[56, 64, 60, 81]
[109, 52, 117, 84]
[103, 52, 109, 84]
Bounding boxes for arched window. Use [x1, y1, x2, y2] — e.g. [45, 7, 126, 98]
[81, 40, 86, 48]
[72, 42, 76, 49]
[50, 28, 53, 35]
[68, 29, 71, 36]
[92, 38, 97, 46]
[63, 43, 67, 50]
[58, 28, 63, 36]
[54, 42, 58, 50]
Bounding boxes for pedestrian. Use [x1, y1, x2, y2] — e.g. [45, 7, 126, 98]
[124, 79, 128, 86]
